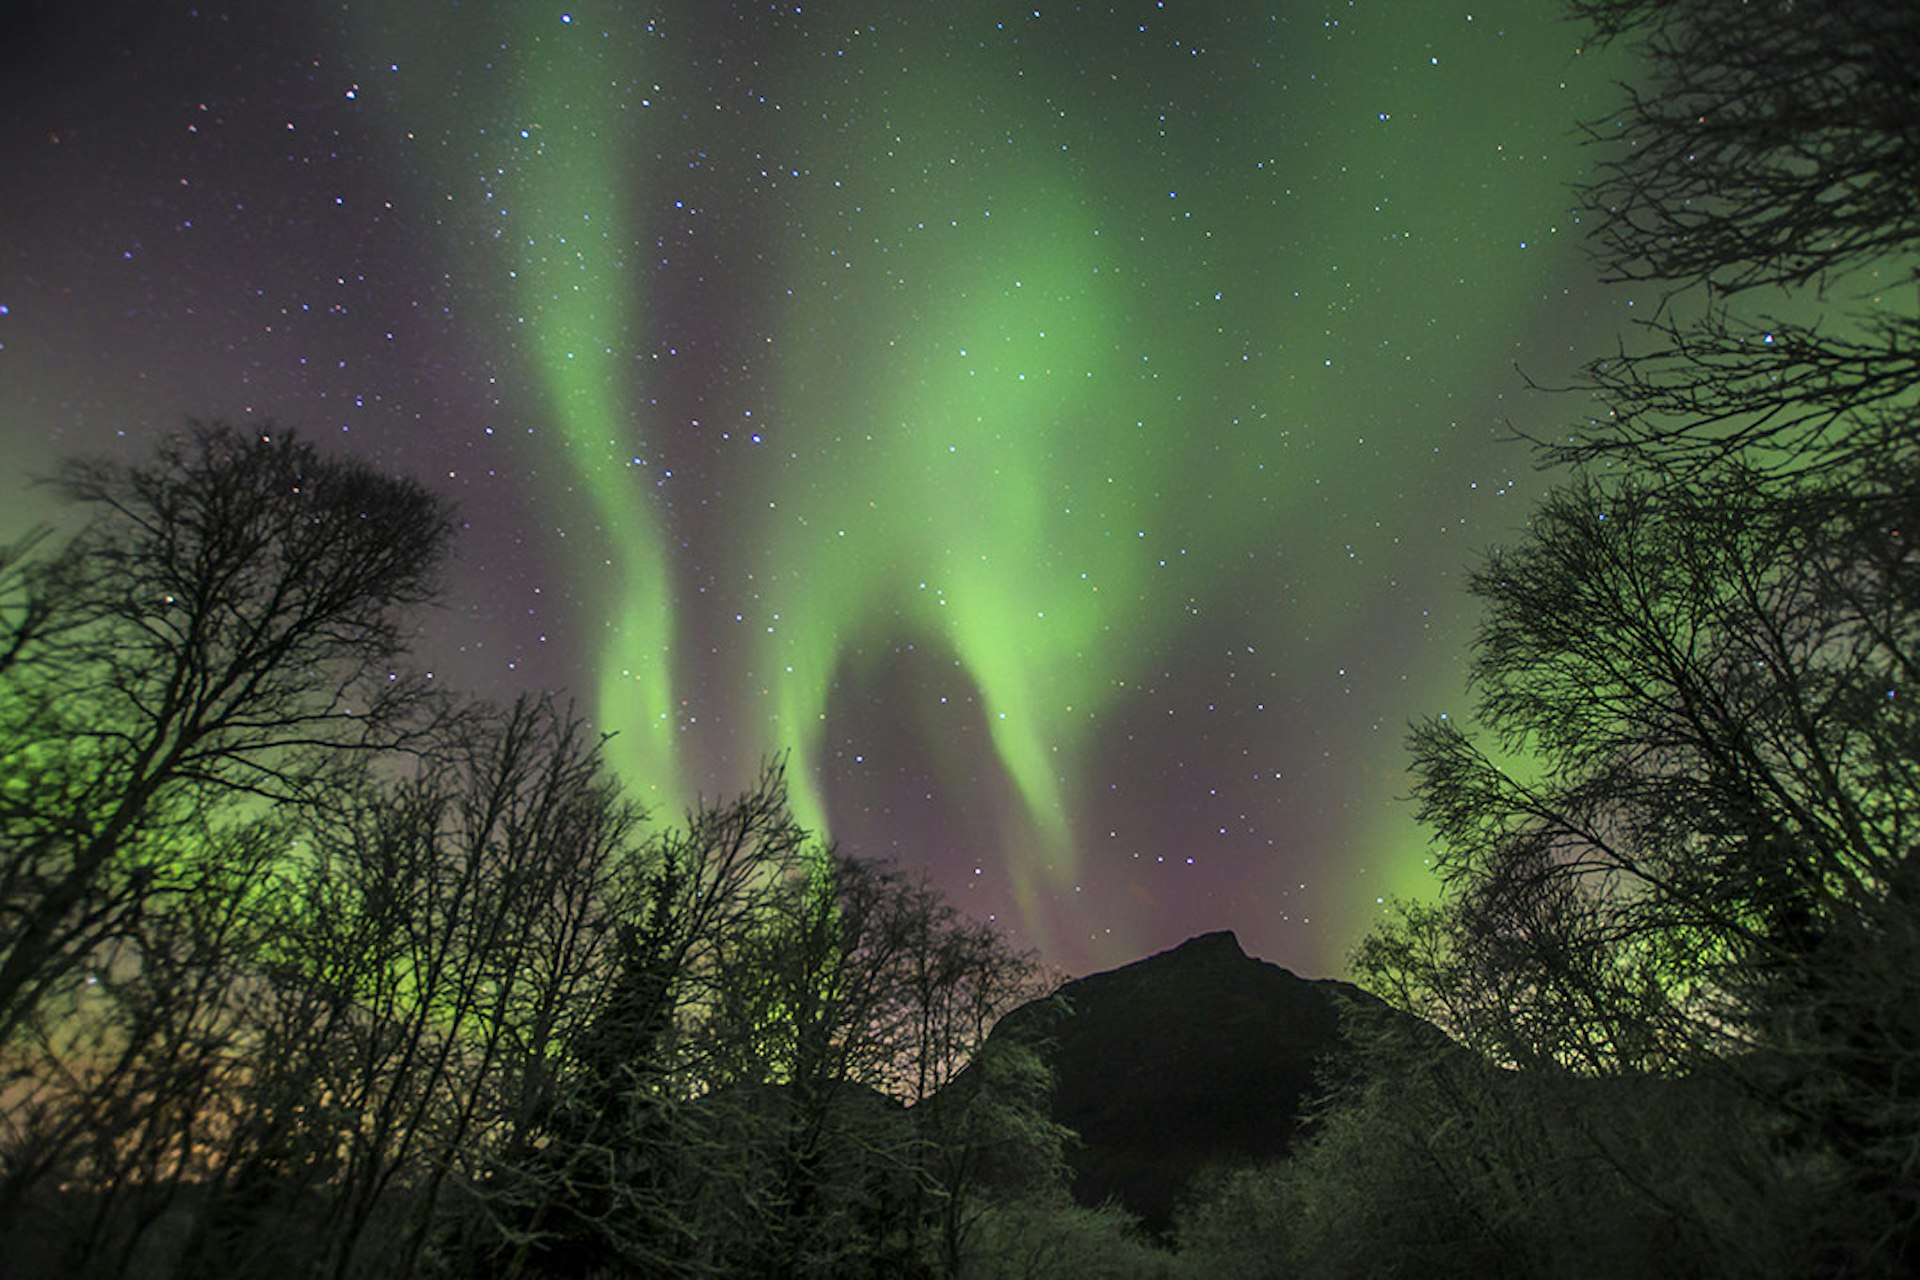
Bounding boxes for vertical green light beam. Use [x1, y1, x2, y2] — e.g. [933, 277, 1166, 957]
[508, 18, 679, 800]
[751, 65, 1131, 946]
[350, 6, 682, 800]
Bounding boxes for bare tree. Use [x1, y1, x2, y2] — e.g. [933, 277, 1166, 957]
[459, 765, 1059, 1280]
[1378, 465, 1917, 1007]
[1343, 4, 1920, 1265]
[1570, 0, 1920, 296]
[688, 851, 1056, 1278]
[1353, 461, 1920, 1272]
[0, 425, 1072, 1279]
[0, 423, 454, 1048]
[464, 763, 827, 1280]
[0, 526, 82, 679]
[163, 695, 645, 1280]
[1542, 1, 1920, 482]
[1542, 305, 1920, 483]
[0, 424, 454, 1253]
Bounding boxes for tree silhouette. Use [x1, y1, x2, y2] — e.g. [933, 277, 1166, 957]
[0, 426, 1079, 1278]
[1370, 468, 1918, 1057]
[1343, 1, 1920, 1271]
[0, 423, 454, 1049]
[1548, 0, 1920, 480]
[1569, 0, 1920, 296]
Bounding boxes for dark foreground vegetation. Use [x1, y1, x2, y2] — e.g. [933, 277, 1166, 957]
[0, 420, 1088, 1278]
[1244, 1, 1920, 1275]
[3, 0, 1917, 1275]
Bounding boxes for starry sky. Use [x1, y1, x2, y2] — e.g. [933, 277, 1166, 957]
[0, 0, 1638, 978]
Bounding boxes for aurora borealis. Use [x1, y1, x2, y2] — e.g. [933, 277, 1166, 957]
[1, 0, 1635, 976]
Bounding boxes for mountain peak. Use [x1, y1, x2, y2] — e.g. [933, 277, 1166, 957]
[978, 931, 1383, 1233]
[1163, 929, 1245, 961]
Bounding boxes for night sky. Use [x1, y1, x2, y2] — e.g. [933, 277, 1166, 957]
[0, 1, 1639, 978]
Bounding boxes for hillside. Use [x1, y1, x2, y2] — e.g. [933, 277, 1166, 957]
[979, 930, 1389, 1232]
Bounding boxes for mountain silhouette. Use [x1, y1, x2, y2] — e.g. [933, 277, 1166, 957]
[984, 930, 1387, 1232]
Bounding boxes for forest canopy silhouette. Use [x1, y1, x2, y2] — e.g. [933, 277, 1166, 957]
[3, 0, 1918, 1276]
[0, 427, 1076, 1277]
[1258, 1, 1920, 1275]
